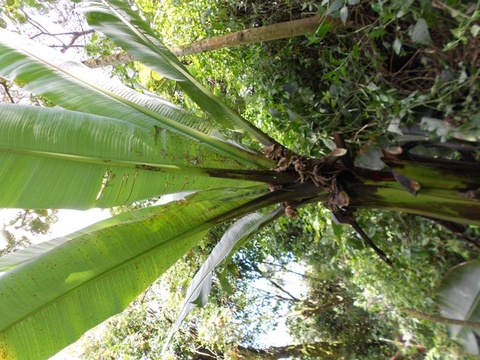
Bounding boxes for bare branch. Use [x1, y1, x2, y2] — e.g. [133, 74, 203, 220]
[251, 263, 301, 302]
[59, 29, 94, 53]
[0, 77, 15, 103]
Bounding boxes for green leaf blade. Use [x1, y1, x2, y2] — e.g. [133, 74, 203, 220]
[0, 30, 273, 168]
[164, 208, 282, 351]
[0, 187, 266, 359]
[0, 104, 263, 209]
[437, 259, 480, 355]
[80, 0, 277, 146]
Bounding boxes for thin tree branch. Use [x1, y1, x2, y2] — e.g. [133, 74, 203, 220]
[48, 44, 85, 48]
[22, 10, 51, 38]
[25, 7, 94, 53]
[250, 285, 300, 303]
[350, 220, 393, 266]
[401, 308, 480, 328]
[300, 299, 346, 318]
[0, 77, 15, 103]
[59, 29, 94, 53]
[260, 261, 325, 283]
[425, 217, 480, 253]
[251, 263, 300, 302]
[33, 30, 93, 38]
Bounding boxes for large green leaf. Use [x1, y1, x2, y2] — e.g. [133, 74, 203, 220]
[437, 259, 480, 355]
[0, 187, 269, 360]
[80, 0, 277, 146]
[0, 199, 186, 272]
[164, 208, 282, 351]
[0, 104, 265, 209]
[0, 29, 273, 169]
[0, 29, 206, 133]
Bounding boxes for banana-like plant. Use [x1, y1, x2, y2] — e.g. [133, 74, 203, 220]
[0, 0, 479, 358]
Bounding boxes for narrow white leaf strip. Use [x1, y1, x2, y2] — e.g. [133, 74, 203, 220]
[163, 208, 281, 352]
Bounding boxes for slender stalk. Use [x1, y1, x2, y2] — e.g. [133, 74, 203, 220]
[401, 308, 480, 328]
[170, 15, 346, 56]
[82, 15, 346, 64]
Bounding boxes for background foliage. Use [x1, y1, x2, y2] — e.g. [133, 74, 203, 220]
[2, 0, 479, 359]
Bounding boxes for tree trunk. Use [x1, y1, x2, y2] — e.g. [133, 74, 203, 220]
[83, 14, 346, 68]
[83, 50, 134, 69]
[233, 342, 344, 360]
[264, 139, 480, 229]
[345, 158, 480, 226]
